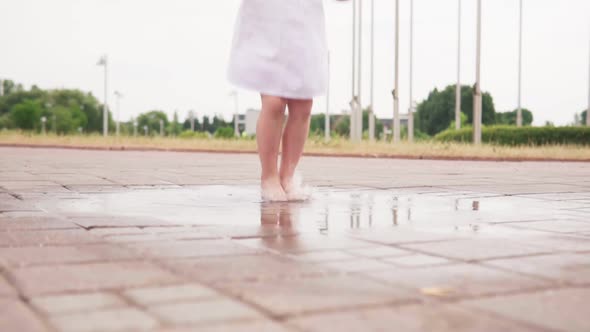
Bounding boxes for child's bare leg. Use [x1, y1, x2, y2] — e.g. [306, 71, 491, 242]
[280, 98, 312, 195]
[258, 95, 287, 201]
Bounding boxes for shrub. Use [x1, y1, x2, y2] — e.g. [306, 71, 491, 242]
[213, 127, 235, 139]
[435, 126, 590, 146]
[178, 130, 210, 139]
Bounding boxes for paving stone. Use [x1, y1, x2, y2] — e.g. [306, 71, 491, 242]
[218, 275, 417, 317]
[289, 250, 358, 263]
[124, 284, 219, 305]
[321, 258, 396, 273]
[382, 254, 455, 268]
[12, 261, 180, 296]
[157, 320, 291, 332]
[484, 253, 590, 285]
[128, 239, 261, 259]
[32, 292, 126, 315]
[0, 274, 16, 297]
[0, 244, 139, 267]
[461, 288, 590, 332]
[503, 219, 590, 233]
[0, 217, 79, 231]
[289, 303, 539, 332]
[363, 264, 551, 299]
[148, 298, 264, 325]
[345, 246, 413, 258]
[400, 238, 554, 261]
[170, 255, 333, 283]
[49, 308, 158, 332]
[236, 234, 373, 253]
[0, 229, 103, 247]
[71, 215, 173, 228]
[346, 228, 460, 245]
[0, 297, 48, 332]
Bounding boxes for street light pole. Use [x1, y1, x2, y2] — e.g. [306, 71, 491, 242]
[587, 29, 590, 126]
[97, 55, 109, 137]
[114, 91, 123, 137]
[351, 0, 357, 141]
[456, 0, 462, 130]
[517, 0, 523, 127]
[325, 52, 331, 142]
[369, 0, 375, 141]
[230, 91, 239, 136]
[393, 0, 400, 143]
[357, 0, 363, 141]
[408, 0, 414, 142]
[473, 0, 482, 144]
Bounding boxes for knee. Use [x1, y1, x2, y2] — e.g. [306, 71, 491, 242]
[288, 100, 313, 120]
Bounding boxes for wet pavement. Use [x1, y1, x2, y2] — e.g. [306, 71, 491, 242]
[1, 147, 590, 332]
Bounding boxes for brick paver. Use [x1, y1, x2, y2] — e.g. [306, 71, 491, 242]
[1, 147, 589, 331]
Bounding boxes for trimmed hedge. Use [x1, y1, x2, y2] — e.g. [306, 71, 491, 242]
[434, 125, 590, 146]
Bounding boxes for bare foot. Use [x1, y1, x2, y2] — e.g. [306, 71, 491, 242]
[261, 177, 287, 202]
[281, 175, 311, 201]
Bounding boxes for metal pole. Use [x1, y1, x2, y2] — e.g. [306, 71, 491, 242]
[517, 0, 523, 127]
[103, 56, 109, 137]
[357, 0, 363, 141]
[189, 110, 195, 131]
[114, 91, 122, 137]
[369, 0, 375, 141]
[393, 0, 400, 143]
[325, 52, 331, 142]
[587, 29, 590, 126]
[160, 119, 164, 136]
[456, 0, 462, 130]
[408, 0, 414, 142]
[473, 0, 482, 144]
[234, 92, 239, 136]
[133, 119, 138, 137]
[351, 0, 357, 141]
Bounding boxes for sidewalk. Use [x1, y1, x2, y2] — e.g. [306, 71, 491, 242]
[1, 147, 589, 332]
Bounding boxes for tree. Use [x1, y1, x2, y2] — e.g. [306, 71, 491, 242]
[10, 100, 42, 130]
[415, 84, 496, 136]
[495, 109, 534, 126]
[137, 110, 168, 136]
[169, 111, 183, 136]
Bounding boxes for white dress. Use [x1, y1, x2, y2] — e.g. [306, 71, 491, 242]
[227, 0, 329, 100]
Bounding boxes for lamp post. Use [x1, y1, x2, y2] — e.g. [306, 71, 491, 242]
[41, 116, 47, 135]
[351, 0, 357, 141]
[408, 0, 415, 142]
[159, 119, 164, 136]
[133, 119, 138, 137]
[97, 55, 109, 137]
[356, 0, 363, 141]
[587, 30, 590, 126]
[229, 91, 239, 136]
[517, 0, 523, 127]
[143, 125, 148, 136]
[369, 0, 375, 141]
[473, 0, 482, 144]
[456, 0, 462, 130]
[325, 52, 331, 142]
[393, 0, 400, 143]
[114, 90, 123, 136]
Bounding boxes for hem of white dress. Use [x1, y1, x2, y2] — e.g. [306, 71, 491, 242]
[228, 76, 325, 100]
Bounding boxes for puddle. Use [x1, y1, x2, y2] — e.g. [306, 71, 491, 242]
[37, 185, 570, 234]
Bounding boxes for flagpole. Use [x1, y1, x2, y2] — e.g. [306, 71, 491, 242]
[393, 0, 400, 143]
[456, 0, 462, 130]
[369, 0, 375, 141]
[408, 0, 414, 142]
[517, 0, 523, 127]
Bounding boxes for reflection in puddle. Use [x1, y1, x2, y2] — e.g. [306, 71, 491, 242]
[37, 185, 564, 235]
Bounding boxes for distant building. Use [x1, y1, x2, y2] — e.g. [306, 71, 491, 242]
[379, 115, 409, 133]
[235, 108, 260, 135]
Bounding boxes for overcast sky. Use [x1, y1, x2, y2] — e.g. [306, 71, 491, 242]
[1, 0, 589, 125]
